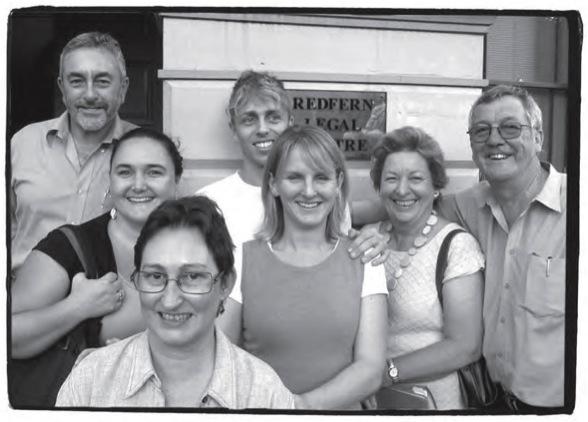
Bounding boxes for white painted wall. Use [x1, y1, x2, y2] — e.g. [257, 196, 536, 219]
[164, 19, 483, 78]
[162, 16, 485, 200]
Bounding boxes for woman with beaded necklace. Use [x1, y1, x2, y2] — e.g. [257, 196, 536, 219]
[371, 126, 484, 410]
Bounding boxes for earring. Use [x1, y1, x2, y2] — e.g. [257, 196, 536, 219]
[216, 300, 225, 316]
[269, 181, 278, 197]
[101, 188, 112, 211]
[110, 208, 118, 220]
[433, 191, 440, 199]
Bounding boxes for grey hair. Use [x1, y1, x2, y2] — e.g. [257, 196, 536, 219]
[468, 85, 543, 133]
[59, 31, 127, 78]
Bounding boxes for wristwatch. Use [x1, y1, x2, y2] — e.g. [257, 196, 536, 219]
[386, 358, 400, 383]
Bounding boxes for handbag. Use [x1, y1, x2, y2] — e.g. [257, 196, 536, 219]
[9, 225, 101, 408]
[435, 229, 497, 409]
[376, 384, 437, 410]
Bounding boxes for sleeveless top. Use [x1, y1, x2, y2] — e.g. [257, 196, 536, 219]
[240, 237, 365, 397]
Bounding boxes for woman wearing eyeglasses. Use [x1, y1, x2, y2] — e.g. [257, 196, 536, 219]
[56, 196, 296, 408]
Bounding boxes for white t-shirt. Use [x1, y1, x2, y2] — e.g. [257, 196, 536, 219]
[197, 172, 265, 251]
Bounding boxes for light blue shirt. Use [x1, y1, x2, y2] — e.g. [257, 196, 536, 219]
[439, 164, 567, 407]
[56, 329, 296, 408]
[10, 111, 136, 273]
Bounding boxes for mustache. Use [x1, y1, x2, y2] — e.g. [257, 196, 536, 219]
[74, 101, 108, 108]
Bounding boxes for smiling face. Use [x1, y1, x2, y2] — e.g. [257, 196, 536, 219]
[138, 227, 228, 351]
[379, 151, 436, 230]
[109, 136, 177, 227]
[58, 47, 128, 138]
[469, 96, 542, 184]
[270, 146, 341, 233]
[231, 96, 291, 169]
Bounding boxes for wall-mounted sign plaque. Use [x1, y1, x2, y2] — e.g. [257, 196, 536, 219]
[288, 89, 387, 160]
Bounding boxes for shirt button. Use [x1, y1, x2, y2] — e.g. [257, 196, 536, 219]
[500, 317, 506, 324]
[509, 249, 515, 256]
[497, 352, 503, 358]
[504, 283, 510, 289]
[201, 395, 208, 404]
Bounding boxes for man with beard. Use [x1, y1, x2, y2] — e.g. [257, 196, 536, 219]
[10, 32, 136, 275]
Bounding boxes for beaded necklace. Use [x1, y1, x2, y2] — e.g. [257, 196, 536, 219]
[387, 210, 439, 291]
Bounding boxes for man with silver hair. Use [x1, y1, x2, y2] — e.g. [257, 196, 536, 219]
[10, 31, 136, 275]
[440, 85, 567, 411]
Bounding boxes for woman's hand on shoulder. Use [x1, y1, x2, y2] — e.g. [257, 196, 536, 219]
[347, 222, 391, 265]
[68, 272, 124, 319]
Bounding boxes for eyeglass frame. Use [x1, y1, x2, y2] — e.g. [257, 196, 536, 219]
[466, 121, 534, 144]
[130, 269, 224, 295]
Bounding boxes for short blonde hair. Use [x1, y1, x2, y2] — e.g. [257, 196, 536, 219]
[227, 70, 292, 123]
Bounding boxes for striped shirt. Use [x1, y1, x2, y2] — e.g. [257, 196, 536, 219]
[56, 329, 296, 409]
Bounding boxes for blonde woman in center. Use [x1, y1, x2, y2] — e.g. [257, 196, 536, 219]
[219, 125, 388, 410]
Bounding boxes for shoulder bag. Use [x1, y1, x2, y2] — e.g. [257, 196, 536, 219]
[435, 228, 497, 409]
[9, 225, 101, 408]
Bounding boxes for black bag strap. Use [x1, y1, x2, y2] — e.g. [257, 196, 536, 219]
[58, 226, 99, 279]
[57, 225, 103, 350]
[435, 228, 466, 309]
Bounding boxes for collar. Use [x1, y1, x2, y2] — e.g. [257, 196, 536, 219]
[123, 328, 239, 407]
[473, 183, 490, 209]
[204, 329, 239, 407]
[45, 111, 128, 147]
[478, 162, 565, 213]
[124, 331, 160, 399]
[45, 111, 70, 146]
[534, 163, 565, 213]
